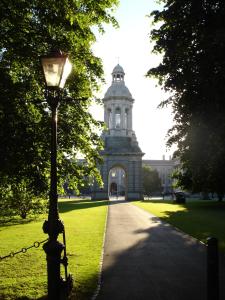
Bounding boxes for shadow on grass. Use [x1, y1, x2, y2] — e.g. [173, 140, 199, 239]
[138, 199, 225, 251]
[4, 270, 100, 300]
[0, 216, 42, 228]
[141, 198, 225, 209]
[15, 297, 47, 300]
[0, 295, 47, 300]
[58, 199, 109, 213]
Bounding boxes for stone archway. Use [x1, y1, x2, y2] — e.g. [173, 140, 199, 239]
[92, 155, 143, 201]
[108, 166, 127, 200]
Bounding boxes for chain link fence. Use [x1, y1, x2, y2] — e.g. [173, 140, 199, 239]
[0, 238, 48, 261]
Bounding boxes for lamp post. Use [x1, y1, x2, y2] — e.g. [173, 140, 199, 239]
[41, 49, 72, 300]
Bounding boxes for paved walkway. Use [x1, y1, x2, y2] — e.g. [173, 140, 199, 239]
[96, 200, 225, 300]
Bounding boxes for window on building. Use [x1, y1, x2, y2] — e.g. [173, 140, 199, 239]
[124, 108, 128, 129]
[115, 107, 121, 128]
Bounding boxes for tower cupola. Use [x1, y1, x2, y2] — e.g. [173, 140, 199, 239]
[104, 64, 132, 99]
[112, 64, 125, 82]
[103, 64, 138, 141]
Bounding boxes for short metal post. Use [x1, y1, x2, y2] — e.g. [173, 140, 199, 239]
[207, 237, 219, 300]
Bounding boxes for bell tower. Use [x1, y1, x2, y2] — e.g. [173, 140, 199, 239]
[104, 65, 134, 138]
[92, 64, 144, 201]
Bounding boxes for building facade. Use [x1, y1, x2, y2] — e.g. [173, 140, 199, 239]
[143, 159, 176, 194]
[91, 64, 177, 200]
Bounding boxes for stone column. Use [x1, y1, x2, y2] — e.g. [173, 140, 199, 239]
[91, 159, 109, 200]
[128, 106, 132, 130]
[104, 105, 107, 125]
[121, 105, 126, 129]
[112, 105, 115, 129]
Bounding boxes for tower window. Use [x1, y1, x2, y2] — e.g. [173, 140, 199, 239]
[125, 108, 129, 129]
[113, 73, 124, 82]
[115, 114, 120, 128]
[115, 107, 121, 128]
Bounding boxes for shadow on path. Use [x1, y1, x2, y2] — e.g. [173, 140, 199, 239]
[136, 199, 225, 251]
[97, 202, 225, 300]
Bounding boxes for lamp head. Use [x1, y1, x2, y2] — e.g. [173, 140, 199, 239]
[41, 49, 72, 89]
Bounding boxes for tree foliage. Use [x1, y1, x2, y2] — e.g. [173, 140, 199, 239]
[0, 179, 47, 219]
[0, 0, 119, 205]
[142, 165, 162, 195]
[148, 0, 225, 198]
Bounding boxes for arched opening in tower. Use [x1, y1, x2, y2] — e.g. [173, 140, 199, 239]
[110, 182, 117, 195]
[108, 166, 126, 200]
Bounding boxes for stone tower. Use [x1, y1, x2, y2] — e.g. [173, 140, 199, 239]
[92, 64, 144, 200]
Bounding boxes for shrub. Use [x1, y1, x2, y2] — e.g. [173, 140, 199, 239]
[0, 180, 47, 219]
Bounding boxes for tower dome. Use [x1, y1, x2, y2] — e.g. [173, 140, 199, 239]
[112, 64, 125, 75]
[104, 64, 132, 99]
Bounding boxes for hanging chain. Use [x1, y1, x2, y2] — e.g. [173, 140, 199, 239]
[0, 238, 49, 261]
[61, 228, 68, 279]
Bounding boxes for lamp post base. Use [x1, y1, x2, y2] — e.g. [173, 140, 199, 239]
[43, 239, 64, 300]
[43, 219, 73, 299]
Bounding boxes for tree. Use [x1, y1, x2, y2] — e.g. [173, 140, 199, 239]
[0, 0, 119, 205]
[142, 165, 162, 196]
[0, 180, 47, 219]
[148, 0, 225, 200]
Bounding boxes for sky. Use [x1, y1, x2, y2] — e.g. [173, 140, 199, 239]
[91, 0, 176, 160]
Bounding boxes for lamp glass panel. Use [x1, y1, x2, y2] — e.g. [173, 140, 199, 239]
[42, 57, 65, 87]
[59, 58, 72, 88]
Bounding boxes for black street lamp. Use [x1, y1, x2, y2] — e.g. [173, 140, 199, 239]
[41, 49, 72, 300]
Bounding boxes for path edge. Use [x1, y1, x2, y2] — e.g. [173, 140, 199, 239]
[91, 201, 109, 300]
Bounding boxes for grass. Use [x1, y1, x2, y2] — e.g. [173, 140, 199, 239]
[0, 198, 108, 300]
[133, 199, 225, 251]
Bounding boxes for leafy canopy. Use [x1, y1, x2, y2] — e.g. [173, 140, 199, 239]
[0, 0, 119, 200]
[143, 165, 162, 195]
[148, 0, 225, 197]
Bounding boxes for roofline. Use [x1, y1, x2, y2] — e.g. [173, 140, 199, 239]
[103, 96, 134, 102]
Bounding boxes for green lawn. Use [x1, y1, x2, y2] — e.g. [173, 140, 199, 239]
[0, 198, 108, 300]
[133, 199, 225, 251]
